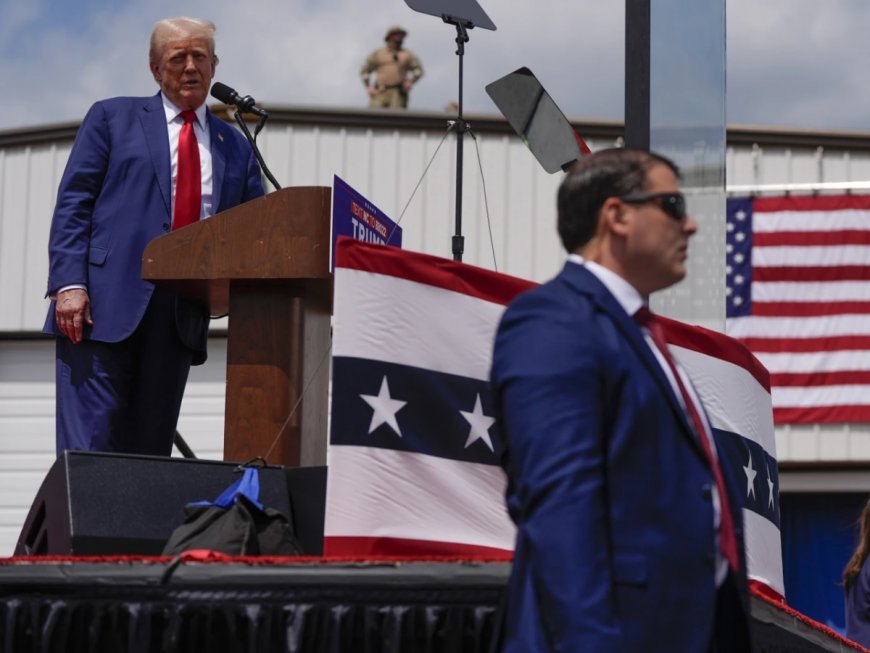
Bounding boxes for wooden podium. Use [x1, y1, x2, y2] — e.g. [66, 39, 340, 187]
[142, 187, 332, 467]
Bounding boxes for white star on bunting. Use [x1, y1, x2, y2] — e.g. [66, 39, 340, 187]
[460, 393, 496, 452]
[360, 376, 407, 437]
[766, 465, 775, 510]
[743, 452, 757, 500]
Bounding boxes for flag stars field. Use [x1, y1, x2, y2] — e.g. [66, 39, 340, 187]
[358, 375, 498, 453]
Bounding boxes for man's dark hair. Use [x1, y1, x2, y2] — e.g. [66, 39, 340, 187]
[557, 148, 681, 252]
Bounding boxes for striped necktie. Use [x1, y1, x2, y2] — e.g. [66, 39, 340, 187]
[635, 306, 740, 572]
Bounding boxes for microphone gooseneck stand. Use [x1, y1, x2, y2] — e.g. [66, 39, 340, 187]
[232, 111, 282, 191]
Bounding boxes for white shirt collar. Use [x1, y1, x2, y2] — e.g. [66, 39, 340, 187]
[567, 254, 645, 317]
[160, 93, 208, 128]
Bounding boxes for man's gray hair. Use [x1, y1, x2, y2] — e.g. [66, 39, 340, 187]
[149, 17, 216, 62]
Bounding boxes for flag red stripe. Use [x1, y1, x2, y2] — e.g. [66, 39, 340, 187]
[774, 404, 870, 424]
[324, 536, 514, 559]
[335, 237, 535, 306]
[753, 266, 870, 282]
[753, 230, 870, 246]
[750, 584, 870, 653]
[737, 195, 870, 425]
[753, 195, 870, 213]
[770, 370, 870, 386]
[738, 335, 870, 353]
[660, 315, 770, 391]
[749, 580, 785, 604]
[749, 301, 870, 316]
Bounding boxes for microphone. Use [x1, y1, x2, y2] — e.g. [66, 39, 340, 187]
[210, 82, 268, 117]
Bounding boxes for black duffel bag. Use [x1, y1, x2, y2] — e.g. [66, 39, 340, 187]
[162, 466, 303, 556]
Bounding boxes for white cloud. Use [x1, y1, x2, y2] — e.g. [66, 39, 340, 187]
[1, 0, 869, 132]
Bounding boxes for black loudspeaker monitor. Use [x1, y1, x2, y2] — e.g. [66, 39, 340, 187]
[15, 451, 326, 556]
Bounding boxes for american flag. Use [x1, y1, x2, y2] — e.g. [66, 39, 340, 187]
[726, 195, 870, 424]
[324, 239, 782, 597]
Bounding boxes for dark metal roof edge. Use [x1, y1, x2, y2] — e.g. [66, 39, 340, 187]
[4, 105, 870, 151]
[778, 460, 870, 472]
[210, 104, 626, 139]
[0, 122, 82, 147]
[727, 123, 870, 151]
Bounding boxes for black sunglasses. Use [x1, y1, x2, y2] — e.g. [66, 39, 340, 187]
[618, 192, 687, 221]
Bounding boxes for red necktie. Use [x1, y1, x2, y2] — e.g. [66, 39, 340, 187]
[634, 306, 740, 572]
[173, 110, 201, 230]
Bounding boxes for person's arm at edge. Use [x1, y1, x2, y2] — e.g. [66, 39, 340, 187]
[46, 102, 109, 342]
[360, 51, 378, 97]
[403, 53, 423, 93]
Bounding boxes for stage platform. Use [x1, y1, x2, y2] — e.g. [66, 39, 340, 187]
[0, 555, 863, 652]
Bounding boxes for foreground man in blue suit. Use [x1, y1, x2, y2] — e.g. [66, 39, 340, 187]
[491, 148, 751, 651]
[44, 17, 264, 456]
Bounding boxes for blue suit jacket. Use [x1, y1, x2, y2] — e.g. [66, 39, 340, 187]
[490, 262, 749, 652]
[43, 93, 264, 361]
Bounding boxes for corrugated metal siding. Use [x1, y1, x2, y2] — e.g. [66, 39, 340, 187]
[0, 338, 228, 554]
[0, 341, 55, 550]
[3, 110, 870, 554]
[726, 144, 870, 188]
[0, 142, 70, 332]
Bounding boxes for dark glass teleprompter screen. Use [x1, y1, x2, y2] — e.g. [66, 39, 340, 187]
[486, 67, 582, 173]
[403, 0, 496, 30]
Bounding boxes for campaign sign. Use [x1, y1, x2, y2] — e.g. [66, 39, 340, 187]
[332, 175, 402, 269]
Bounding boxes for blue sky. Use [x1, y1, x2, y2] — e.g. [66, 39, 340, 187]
[3, 0, 870, 133]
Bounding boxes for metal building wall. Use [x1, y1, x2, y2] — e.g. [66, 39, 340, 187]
[2, 108, 870, 553]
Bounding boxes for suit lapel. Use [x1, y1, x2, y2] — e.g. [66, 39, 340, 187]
[559, 263, 705, 456]
[207, 110, 226, 211]
[140, 93, 171, 216]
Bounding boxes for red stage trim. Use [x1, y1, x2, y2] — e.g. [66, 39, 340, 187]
[1, 551, 514, 566]
[750, 583, 870, 653]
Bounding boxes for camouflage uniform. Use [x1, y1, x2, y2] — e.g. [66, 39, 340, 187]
[360, 27, 423, 109]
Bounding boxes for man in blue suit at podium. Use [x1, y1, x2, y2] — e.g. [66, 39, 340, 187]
[44, 17, 264, 457]
[491, 148, 751, 651]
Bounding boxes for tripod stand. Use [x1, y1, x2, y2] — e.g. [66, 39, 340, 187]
[404, 0, 496, 261]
